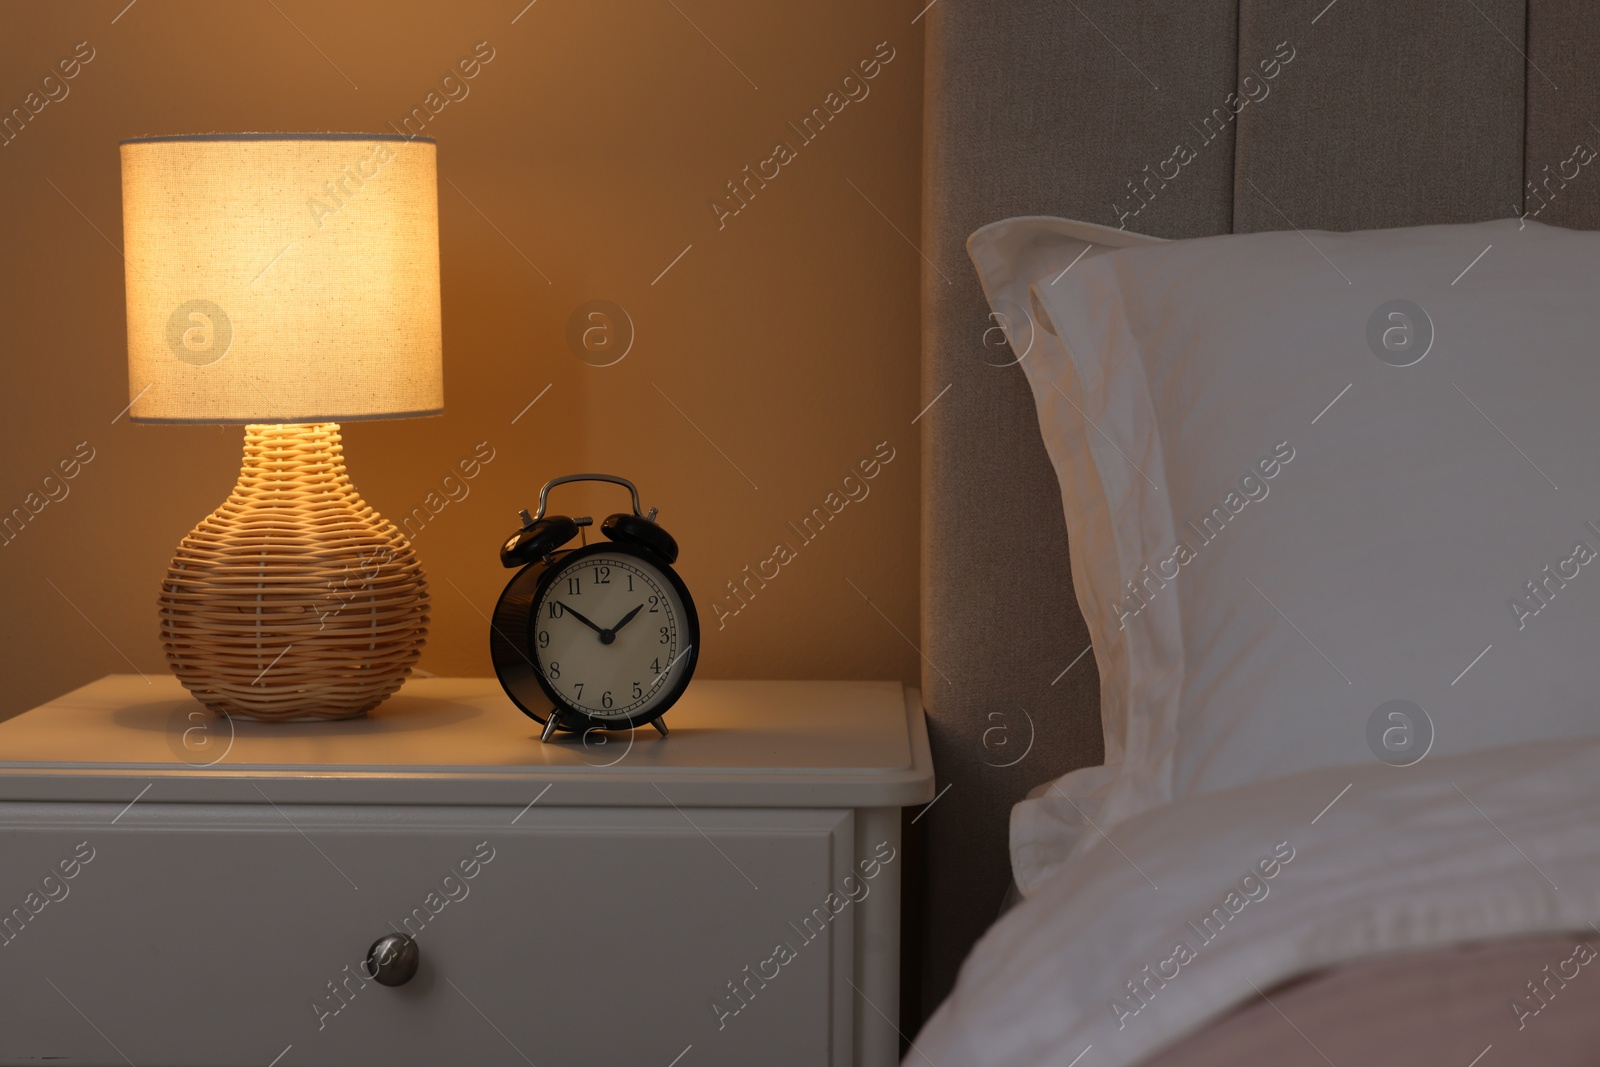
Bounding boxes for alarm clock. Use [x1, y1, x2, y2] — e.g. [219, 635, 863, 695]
[490, 474, 699, 741]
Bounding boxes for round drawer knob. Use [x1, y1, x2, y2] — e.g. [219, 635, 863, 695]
[366, 934, 419, 987]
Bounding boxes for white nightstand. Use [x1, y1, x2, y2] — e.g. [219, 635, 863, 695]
[0, 676, 933, 1067]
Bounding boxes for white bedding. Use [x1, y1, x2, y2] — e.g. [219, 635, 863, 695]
[914, 735, 1600, 1066]
[969, 218, 1600, 900]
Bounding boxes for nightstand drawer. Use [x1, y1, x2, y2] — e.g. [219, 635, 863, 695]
[0, 803, 863, 1067]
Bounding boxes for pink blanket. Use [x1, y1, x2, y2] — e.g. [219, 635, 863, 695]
[1143, 932, 1600, 1065]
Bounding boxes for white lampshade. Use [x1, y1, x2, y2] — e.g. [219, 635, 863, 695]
[120, 133, 443, 423]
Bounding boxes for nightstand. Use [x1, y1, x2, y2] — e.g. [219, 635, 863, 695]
[0, 676, 933, 1067]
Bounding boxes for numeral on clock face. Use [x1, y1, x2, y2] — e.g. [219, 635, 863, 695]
[536, 555, 683, 720]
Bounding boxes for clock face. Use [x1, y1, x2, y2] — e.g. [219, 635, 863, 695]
[530, 551, 691, 722]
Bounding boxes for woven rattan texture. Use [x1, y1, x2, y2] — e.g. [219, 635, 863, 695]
[159, 423, 428, 720]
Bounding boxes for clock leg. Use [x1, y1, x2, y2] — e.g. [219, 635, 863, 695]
[651, 718, 669, 737]
[540, 711, 563, 743]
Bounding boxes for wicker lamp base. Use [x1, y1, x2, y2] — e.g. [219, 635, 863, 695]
[159, 423, 429, 721]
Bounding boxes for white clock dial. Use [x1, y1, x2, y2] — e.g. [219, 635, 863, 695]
[532, 554, 688, 720]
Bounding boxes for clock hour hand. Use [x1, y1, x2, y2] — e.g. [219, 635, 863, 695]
[560, 604, 606, 637]
[608, 604, 645, 635]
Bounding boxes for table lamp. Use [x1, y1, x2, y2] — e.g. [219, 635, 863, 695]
[120, 133, 442, 721]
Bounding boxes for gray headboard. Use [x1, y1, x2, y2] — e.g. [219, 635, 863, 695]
[916, 0, 1599, 1018]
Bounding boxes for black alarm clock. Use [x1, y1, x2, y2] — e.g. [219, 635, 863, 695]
[490, 474, 699, 742]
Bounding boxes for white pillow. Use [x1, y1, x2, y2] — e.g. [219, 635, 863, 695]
[966, 218, 1163, 890]
[975, 216, 1600, 892]
[964, 221, 1163, 759]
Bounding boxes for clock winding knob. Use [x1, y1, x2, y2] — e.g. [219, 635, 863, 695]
[366, 934, 419, 987]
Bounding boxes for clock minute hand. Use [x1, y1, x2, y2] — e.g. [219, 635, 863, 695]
[608, 604, 645, 635]
[560, 604, 606, 636]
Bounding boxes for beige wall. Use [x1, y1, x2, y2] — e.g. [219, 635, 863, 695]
[0, 1, 923, 719]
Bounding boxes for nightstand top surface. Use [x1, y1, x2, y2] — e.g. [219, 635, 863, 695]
[0, 676, 934, 808]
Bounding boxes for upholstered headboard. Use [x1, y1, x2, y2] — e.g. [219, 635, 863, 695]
[915, 0, 1600, 1018]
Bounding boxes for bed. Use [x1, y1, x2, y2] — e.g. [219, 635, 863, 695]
[913, 1, 1600, 1061]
